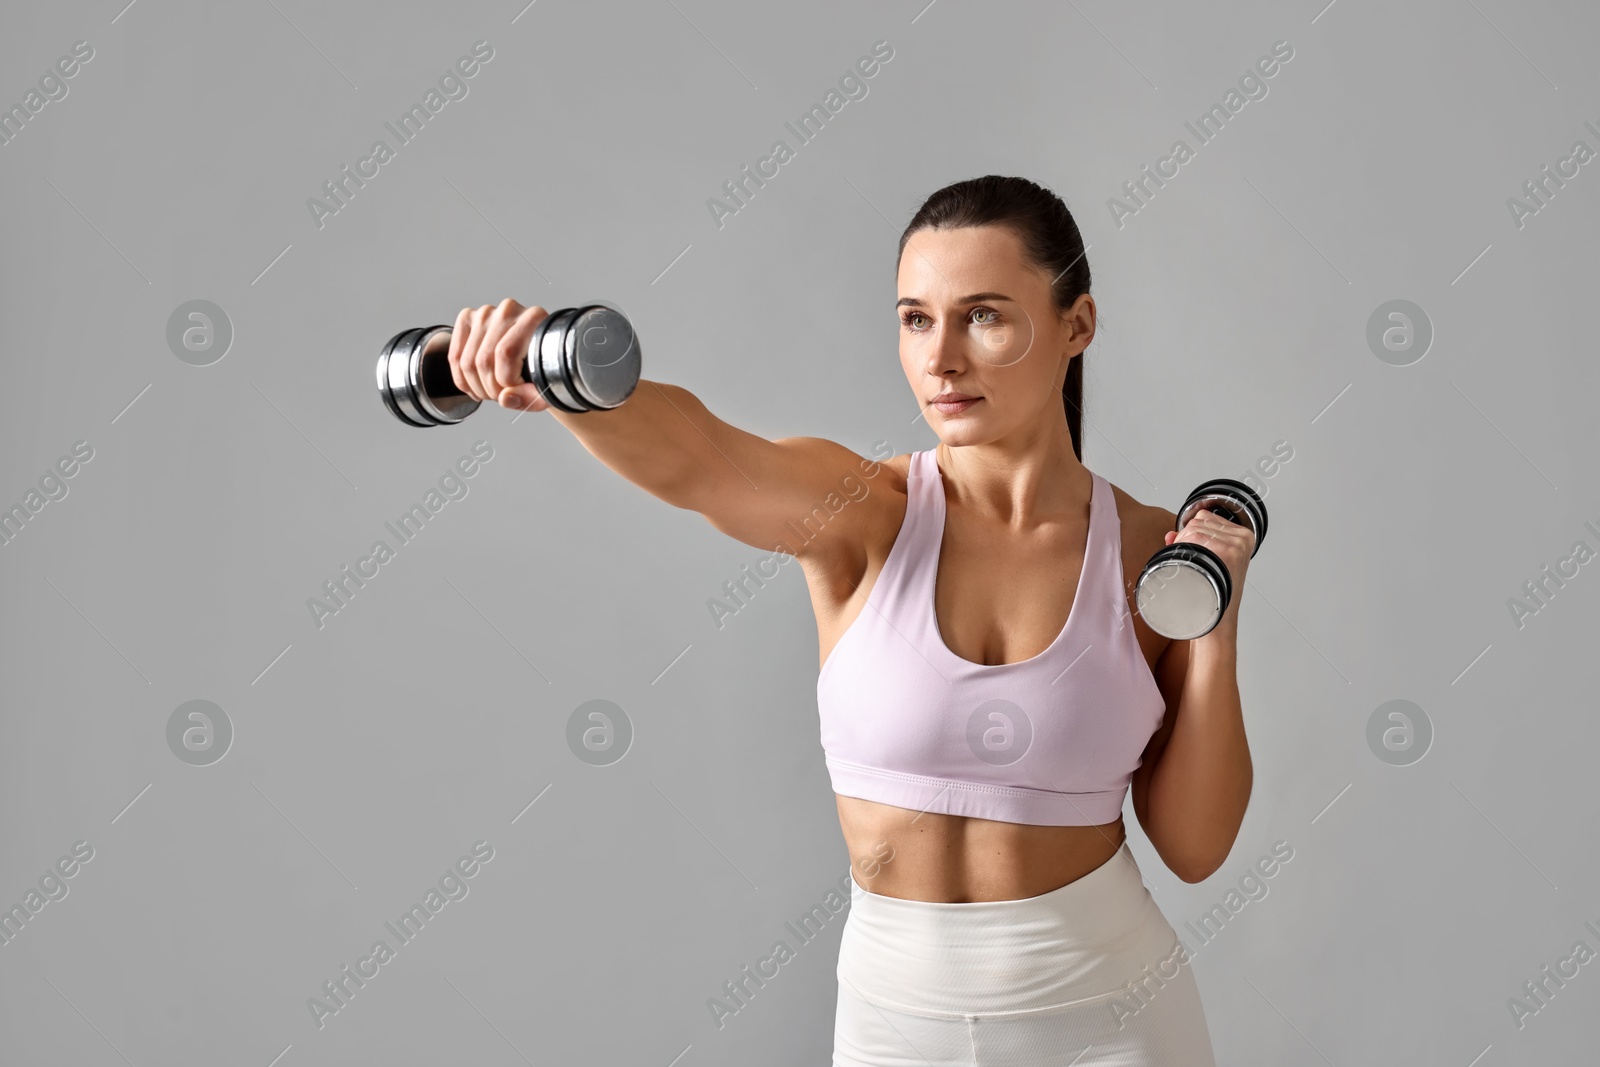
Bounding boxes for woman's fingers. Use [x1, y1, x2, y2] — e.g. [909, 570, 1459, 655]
[446, 299, 553, 410]
[1175, 509, 1253, 582]
[473, 303, 511, 401]
[492, 304, 549, 406]
[498, 383, 548, 412]
[446, 305, 477, 399]
[455, 304, 496, 400]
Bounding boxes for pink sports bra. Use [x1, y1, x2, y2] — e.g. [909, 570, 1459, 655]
[817, 449, 1167, 826]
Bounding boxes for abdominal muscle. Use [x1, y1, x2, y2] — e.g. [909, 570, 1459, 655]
[835, 796, 1127, 902]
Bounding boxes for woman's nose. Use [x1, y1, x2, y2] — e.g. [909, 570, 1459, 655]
[924, 324, 968, 375]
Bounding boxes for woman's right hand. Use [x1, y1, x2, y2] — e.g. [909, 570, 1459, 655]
[447, 299, 552, 412]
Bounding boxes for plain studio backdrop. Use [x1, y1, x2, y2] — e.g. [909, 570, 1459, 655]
[2, 0, 1598, 1064]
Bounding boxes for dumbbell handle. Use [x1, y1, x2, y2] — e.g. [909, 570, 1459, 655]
[416, 332, 476, 400]
[403, 324, 552, 400]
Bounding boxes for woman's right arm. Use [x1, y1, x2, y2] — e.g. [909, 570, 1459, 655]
[448, 299, 885, 562]
[551, 379, 883, 559]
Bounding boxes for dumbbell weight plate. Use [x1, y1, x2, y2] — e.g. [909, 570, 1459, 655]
[375, 329, 407, 423]
[1135, 541, 1233, 641]
[376, 325, 483, 427]
[529, 305, 640, 413]
[1177, 478, 1267, 556]
[409, 325, 481, 425]
[527, 307, 582, 413]
[567, 304, 640, 409]
[377, 327, 433, 427]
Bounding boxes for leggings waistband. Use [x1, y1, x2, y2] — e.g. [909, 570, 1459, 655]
[838, 841, 1186, 1018]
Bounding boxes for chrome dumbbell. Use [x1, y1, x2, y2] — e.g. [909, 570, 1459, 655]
[1134, 478, 1267, 639]
[376, 304, 641, 427]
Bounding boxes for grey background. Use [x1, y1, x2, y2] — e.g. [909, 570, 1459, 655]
[2, 0, 1597, 1064]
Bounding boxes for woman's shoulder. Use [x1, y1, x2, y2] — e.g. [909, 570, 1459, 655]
[879, 450, 916, 480]
[1104, 475, 1180, 574]
[1103, 476, 1176, 527]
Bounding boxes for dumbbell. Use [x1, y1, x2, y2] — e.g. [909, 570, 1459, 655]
[1133, 478, 1267, 640]
[376, 304, 642, 427]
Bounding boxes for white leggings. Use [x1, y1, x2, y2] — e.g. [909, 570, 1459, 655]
[833, 841, 1216, 1067]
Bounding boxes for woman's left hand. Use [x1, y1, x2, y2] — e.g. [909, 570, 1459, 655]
[1165, 509, 1255, 640]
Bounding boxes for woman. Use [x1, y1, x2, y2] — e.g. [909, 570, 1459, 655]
[446, 175, 1253, 1065]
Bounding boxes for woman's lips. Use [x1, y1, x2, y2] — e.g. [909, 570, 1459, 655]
[932, 395, 980, 415]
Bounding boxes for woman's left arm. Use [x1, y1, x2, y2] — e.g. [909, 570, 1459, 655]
[1129, 508, 1255, 884]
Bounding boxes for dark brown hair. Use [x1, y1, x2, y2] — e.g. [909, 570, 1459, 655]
[897, 175, 1091, 460]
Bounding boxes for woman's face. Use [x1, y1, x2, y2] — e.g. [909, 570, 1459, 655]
[895, 224, 1092, 444]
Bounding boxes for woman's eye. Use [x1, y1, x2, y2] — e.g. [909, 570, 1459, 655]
[902, 309, 998, 329]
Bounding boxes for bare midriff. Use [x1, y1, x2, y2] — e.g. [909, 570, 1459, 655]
[835, 796, 1127, 902]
